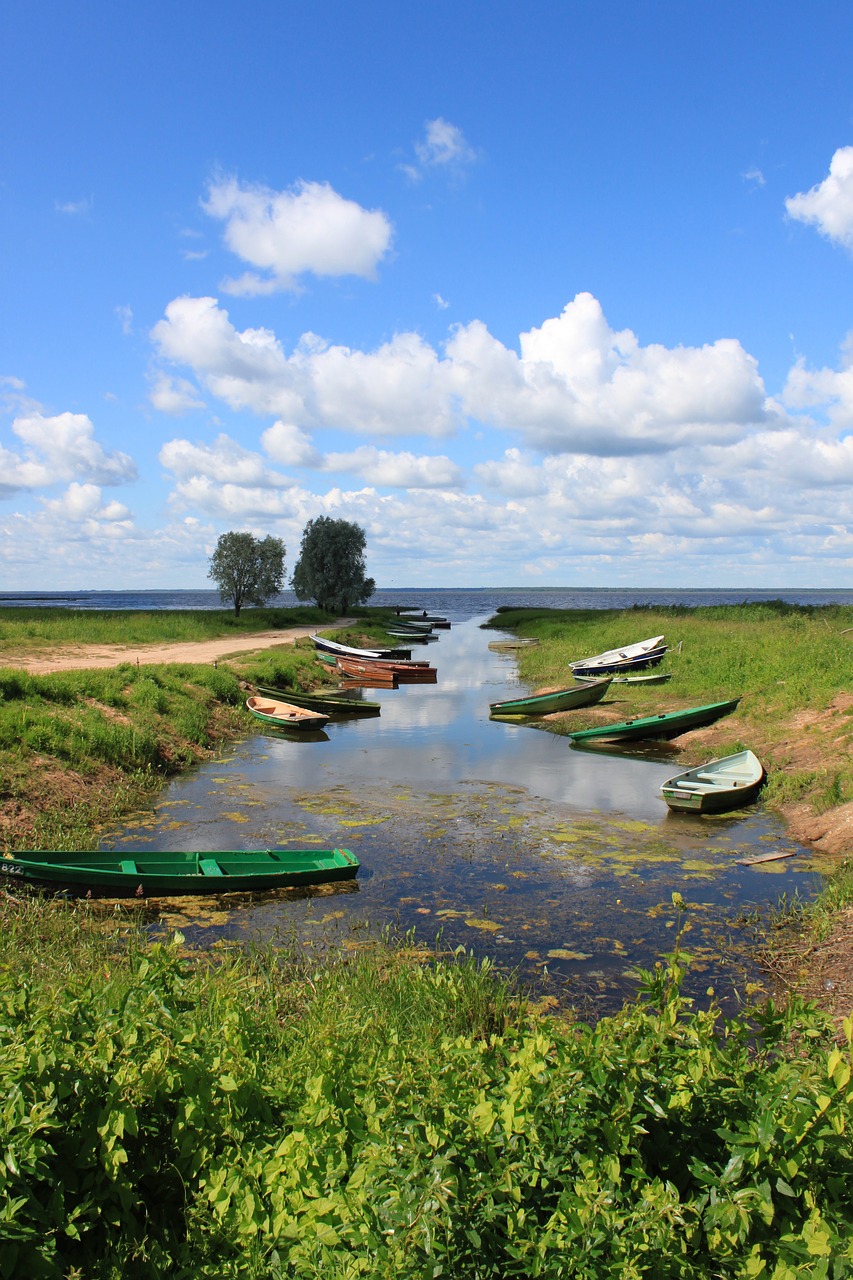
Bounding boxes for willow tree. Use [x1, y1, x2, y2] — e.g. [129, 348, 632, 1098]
[207, 531, 285, 616]
[290, 517, 375, 613]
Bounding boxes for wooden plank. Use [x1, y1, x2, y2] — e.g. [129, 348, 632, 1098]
[736, 850, 799, 866]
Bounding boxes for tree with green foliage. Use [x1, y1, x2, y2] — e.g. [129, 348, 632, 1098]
[207, 531, 285, 616]
[290, 516, 375, 613]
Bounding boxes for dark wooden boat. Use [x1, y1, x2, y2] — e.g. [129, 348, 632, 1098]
[0, 847, 359, 897]
[336, 655, 437, 683]
[490, 677, 612, 717]
[567, 698, 741, 744]
[246, 696, 330, 730]
[253, 684, 381, 716]
[660, 750, 765, 814]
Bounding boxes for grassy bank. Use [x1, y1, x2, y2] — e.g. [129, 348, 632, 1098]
[484, 602, 853, 818]
[0, 605, 333, 655]
[2, 897, 851, 1277]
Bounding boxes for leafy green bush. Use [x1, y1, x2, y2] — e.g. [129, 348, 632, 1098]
[0, 909, 851, 1279]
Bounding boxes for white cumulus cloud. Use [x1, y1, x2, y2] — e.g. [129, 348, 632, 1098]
[0, 412, 137, 495]
[786, 147, 853, 250]
[202, 175, 393, 294]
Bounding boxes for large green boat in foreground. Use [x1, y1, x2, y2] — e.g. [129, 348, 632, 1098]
[567, 698, 741, 744]
[0, 848, 360, 897]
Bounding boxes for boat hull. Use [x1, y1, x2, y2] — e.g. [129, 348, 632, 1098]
[661, 750, 765, 814]
[246, 696, 330, 730]
[490, 677, 612, 717]
[0, 848, 360, 897]
[310, 634, 411, 660]
[253, 684, 381, 715]
[336, 655, 437, 682]
[571, 645, 668, 676]
[567, 698, 741, 743]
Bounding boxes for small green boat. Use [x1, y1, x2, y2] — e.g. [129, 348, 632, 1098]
[0, 848, 360, 897]
[661, 749, 765, 814]
[490, 677, 612, 717]
[567, 698, 741, 744]
[254, 684, 381, 715]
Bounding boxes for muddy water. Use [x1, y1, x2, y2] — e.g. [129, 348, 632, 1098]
[104, 615, 829, 1018]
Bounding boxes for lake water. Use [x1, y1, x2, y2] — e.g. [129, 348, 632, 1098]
[92, 592, 844, 1019]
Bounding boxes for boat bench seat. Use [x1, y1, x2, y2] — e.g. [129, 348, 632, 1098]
[120, 859, 138, 874]
[199, 858, 225, 876]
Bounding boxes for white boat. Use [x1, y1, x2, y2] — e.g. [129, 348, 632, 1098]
[569, 634, 664, 669]
[660, 750, 765, 815]
[310, 634, 408, 660]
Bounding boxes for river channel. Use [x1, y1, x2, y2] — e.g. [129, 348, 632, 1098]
[103, 611, 830, 1019]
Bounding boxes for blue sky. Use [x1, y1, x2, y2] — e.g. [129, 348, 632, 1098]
[3, 1, 853, 589]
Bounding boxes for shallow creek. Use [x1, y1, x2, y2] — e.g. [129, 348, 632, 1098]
[102, 615, 830, 1018]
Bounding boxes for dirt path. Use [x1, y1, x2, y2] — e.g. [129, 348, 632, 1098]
[4, 625, 338, 674]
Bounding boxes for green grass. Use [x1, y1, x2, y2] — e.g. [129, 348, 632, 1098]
[0, 604, 334, 651]
[485, 603, 853, 817]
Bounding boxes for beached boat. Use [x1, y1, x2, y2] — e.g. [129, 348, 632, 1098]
[386, 628, 438, 643]
[569, 635, 665, 669]
[335, 655, 437, 683]
[567, 698, 741, 744]
[253, 684, 381, 716]
[570, 645, 668, 676]
[0, 847, 359, 897]
[310, 634, 411, 660]
[490, 677, 612, 717]
[487, 637, 541, 652]
[400, 613, 451, 628]
[574, 670, 672, 686]
[660, 750, 766, 814]
[246, 696, 330, 730]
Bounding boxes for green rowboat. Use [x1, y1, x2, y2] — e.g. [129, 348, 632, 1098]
[254, 684, 381, 715]
[567, 698, 741, 744]
[0, 848, 360, 896]
[490, 677, 612, 717]
[660, 749, 766, 814]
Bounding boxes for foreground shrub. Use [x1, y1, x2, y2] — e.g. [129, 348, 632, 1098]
[0, 909, 851, 1278]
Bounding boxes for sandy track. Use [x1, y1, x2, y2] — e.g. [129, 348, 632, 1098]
[3, 626, 329, 674]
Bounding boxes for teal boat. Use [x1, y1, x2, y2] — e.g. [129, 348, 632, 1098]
[254, 684, 381, 715]
[0, 848, 360, 897]
[567, 698, 741, 744]
[490, 677, 612, 717]
[661, 749, 765, 814]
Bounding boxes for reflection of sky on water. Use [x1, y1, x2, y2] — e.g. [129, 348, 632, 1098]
[268, 618, 685, 818]
[105, 614, 828, 1018]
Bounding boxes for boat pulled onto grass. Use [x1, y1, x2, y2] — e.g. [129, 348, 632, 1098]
[490, 677, 612, 718]
[567, 698, 742, 744]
